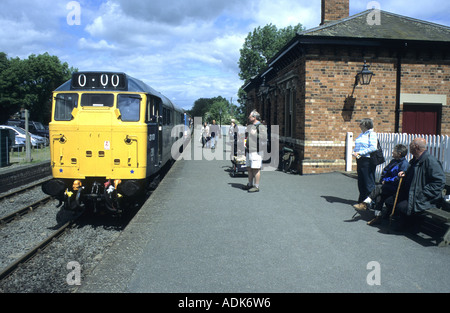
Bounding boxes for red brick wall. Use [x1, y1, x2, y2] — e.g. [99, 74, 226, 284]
[400, 54, 450, 134]
[245, 45, 450, 174]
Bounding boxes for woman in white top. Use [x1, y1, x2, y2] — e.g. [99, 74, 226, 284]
[352, 118, 378, 208]
[201, 122, 210, 148]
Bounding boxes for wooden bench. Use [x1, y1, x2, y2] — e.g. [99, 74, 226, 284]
[423, 206, 450, 247]
[416, 186, 450, 247]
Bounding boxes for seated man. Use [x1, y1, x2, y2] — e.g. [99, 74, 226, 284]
[354, 144, 410, 225]
[385, 137, 446, 228]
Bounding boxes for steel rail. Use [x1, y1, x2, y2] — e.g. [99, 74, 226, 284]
[0, 196, 52, 224]
[0, 177, 52, 202]
[0, 220, 72, 281]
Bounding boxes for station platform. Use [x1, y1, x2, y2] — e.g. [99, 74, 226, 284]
[79, 139, 450, 293]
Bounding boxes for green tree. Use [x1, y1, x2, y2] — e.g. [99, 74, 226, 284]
[238, 23, 304, 82]
[23, 53, 75, 124]
[0, 52, 76, 124]
[0, 52, 8, 73]
[237, 23, 304, 117]
[208, 97, 230, 126]
[189, 98, 212, 120]
[0, 55, 27, 124]
[189, 96, 240, 125]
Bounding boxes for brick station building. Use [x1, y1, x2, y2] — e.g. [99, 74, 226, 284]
[242, 0, 450, 174]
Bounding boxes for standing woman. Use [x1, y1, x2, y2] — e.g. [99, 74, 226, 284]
[201, 122, 210, 148]
[352, 118, 378, 210]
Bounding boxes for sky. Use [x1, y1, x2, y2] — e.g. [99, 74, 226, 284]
[1, 0, 449, 111]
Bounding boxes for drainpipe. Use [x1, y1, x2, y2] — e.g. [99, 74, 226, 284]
[395, 44, 406, 133]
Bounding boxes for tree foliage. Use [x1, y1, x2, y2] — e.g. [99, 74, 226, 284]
[237, 23, 305, 116]
[188, 96, 241, 125]
[238, 23, 305, 82]
[0, 52, 76, 124]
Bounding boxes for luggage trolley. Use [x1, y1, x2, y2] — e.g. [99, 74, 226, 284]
[231, 155, 247, 177]
[230, 130, 247, 177]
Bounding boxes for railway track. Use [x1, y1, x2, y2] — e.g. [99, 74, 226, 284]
[0, 219, 73, 281]
[0, 196, 52, 224]
[0, 162, 171, 292]
[0, 177, 51, 202]
[0, 177, 76, 282]
[0, 179, 129, 292]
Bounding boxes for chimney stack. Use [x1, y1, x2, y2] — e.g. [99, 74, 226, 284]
[321, 0, 349, 25]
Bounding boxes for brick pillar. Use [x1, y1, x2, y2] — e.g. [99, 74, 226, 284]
[321, 0, 349, 25]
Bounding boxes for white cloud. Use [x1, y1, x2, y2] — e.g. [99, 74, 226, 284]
[116, 0, 244, 25]
[250, 0, 320, 30]
[0, 0, 449, 110]
[75, 0, 248, 108]
[78, 38, 116, 50]
[0, 0, 66, 58]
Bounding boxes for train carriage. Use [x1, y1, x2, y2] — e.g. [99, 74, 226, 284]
[42, 71, 186, 213]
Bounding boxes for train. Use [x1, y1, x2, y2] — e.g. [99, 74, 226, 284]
[42, 71, 190, 214]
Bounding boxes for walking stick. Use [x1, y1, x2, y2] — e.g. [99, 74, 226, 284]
[389, 176, 403, 230]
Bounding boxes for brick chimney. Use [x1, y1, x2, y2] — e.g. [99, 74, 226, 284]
[321, 0, 349, 25]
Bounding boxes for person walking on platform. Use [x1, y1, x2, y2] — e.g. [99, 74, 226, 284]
[228, 119, 238, 157]
[242, 110, 266, 193]
[210, 120, 220, 149]
[201, 122, 210, 148]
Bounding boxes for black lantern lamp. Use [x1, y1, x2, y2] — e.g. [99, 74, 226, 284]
[259, 76, 269, 94]
[356, 60, 374, 85]
[350, 60, 375, 97]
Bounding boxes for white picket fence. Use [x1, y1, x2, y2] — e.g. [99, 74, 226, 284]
[376, 133, 450, 180]
[346, 132, 450, 181]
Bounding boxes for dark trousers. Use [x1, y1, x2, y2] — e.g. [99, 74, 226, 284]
[368, 184, 396, 217]
[384, 193, 409, 217]
[357, 157, 376, 203]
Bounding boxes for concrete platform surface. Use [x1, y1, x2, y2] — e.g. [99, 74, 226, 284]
[79, 142, 450, 293]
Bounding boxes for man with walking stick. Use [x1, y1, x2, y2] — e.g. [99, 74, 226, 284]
[385, 137, 446, 229]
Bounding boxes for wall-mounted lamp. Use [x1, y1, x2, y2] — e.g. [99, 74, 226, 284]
[356, 60, 374, 85]
[351, 60, 375, 97]
[259, 77, 269, 94]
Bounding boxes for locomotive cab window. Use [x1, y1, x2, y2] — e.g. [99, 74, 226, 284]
[146, 96, 160, 123]
[118, 94, 141, 122]
[81, 94, 114, 107]
[54, 93, 79, 121]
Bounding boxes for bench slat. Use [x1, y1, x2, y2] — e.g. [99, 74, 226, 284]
[427, 208, 450, 223]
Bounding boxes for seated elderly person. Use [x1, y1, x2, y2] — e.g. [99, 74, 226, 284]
[385, 137, 446, 228]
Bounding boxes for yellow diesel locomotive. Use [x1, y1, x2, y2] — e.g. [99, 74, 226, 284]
[42, 71, 187, 214]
